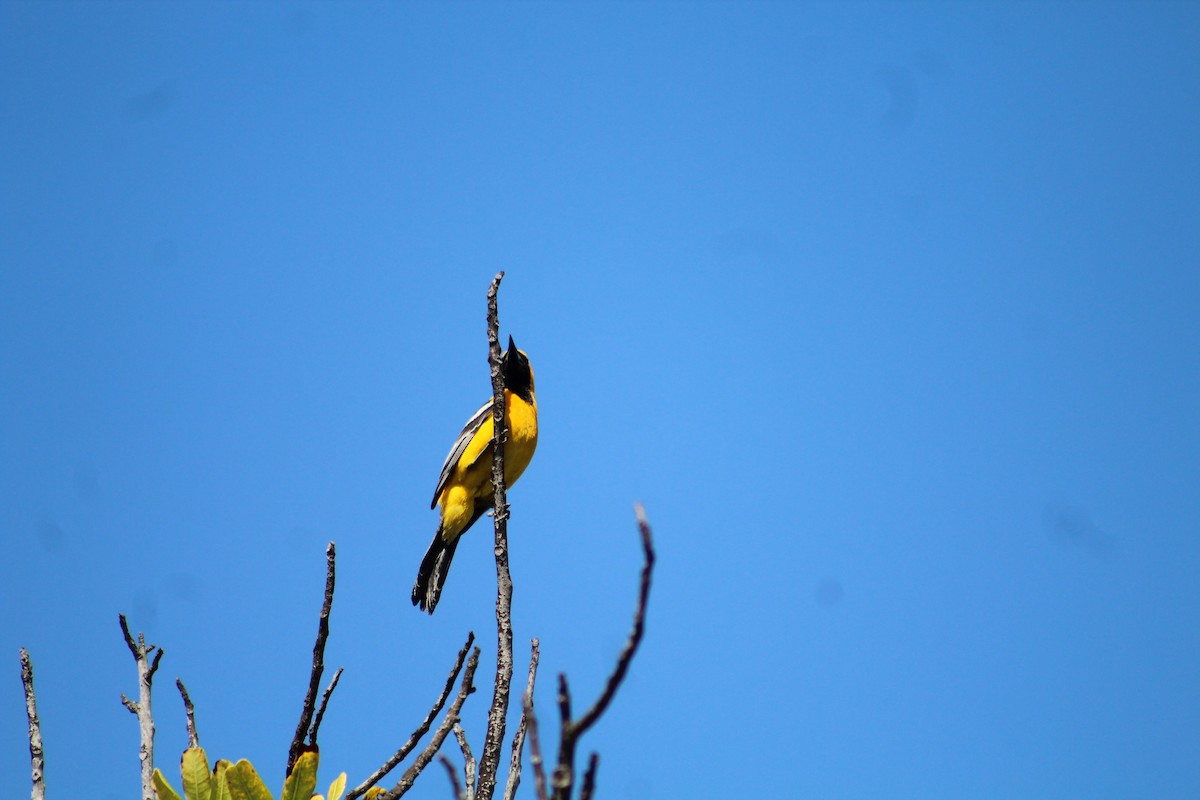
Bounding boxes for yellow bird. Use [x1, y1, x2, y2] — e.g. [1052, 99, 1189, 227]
[412, 336, 539, 613]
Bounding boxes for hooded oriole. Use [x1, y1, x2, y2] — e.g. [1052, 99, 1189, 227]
[412, 336, 539, 613]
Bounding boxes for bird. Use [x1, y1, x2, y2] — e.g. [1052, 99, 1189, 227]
[412, 335, 539, 613]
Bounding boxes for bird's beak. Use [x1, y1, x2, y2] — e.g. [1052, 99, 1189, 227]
[506, 334, 517, 355]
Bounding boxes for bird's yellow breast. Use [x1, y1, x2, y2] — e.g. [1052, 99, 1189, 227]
[502, 388, 539, 485]
[436, 390, 538, 540]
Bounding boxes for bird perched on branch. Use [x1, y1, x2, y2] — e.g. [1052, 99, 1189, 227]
[412, 336, 539, 613]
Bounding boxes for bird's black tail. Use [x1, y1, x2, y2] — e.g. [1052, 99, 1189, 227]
[412, 528, 459, 614]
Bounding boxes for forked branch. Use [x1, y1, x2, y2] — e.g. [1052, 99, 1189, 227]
[384, 645, 481, 798]
[550, 506, 656, 800]
[347, 633, 477, 800]
[119, 615, 164, 800]
[287, 541, 338, 774]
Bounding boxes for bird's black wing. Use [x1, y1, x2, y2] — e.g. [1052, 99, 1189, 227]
[431, 399, 493, 508]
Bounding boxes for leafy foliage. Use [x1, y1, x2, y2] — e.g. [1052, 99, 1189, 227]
[152, 748, 351, 800]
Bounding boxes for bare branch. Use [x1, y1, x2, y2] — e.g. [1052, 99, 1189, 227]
[551, 677, 572, 796]
[551, 507, 656, 800]
[453, 724, 476, 800]
[503, 639, 541, 800]
[477, 269, 514, 800]
[288, 541, 337, 775]
[176, 679, 200, 749]
[439, 756, 465, 800]
[118, 614, 162, 800]
[120, 614, 138, 656]
[308, 667, 344, 746]
[556, 674, 572, 732]
[20, 649, 45, 800]
[574, 505, 655, 735]
[347, 633, 475, 800]
[523, 689, 549, 800]
[578, 754, 599, 800]
[148, 649, 164, 683]
[385, 645, 481, 799]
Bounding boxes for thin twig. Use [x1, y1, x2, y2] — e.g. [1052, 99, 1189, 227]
[176, 679, 200, 748]
[119, 614, 162, 800]
[288, 542, 337, 775]
[503, 639, 541, 800]
[20, 649, 45, 800]
[524, 689, 549, 800]
[439, 756, 465, 800]
[578, 754, 599, 800]
[477, 269, 514, 800]
[308, 667, 344, 746]
[385, 646, 481, 799]
[453, 724, 476, 800]
[347, 633, 476, 800]
[551, 507, 656, 800]
[148, 649, 164, 682]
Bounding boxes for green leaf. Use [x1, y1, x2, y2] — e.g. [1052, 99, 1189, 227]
[153, 768, 183, 800]
[181, 747, 212, 800]
[211, 760, 233, 800]
[326, 773, 347, 800]
[226, 760, 274, 800]
[281, 749, 319, 800]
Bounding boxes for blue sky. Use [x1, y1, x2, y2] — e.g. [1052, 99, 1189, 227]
[2, 2, 1199, 798]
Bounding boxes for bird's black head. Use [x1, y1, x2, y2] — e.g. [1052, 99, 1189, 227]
[501, 335, 535, 402]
